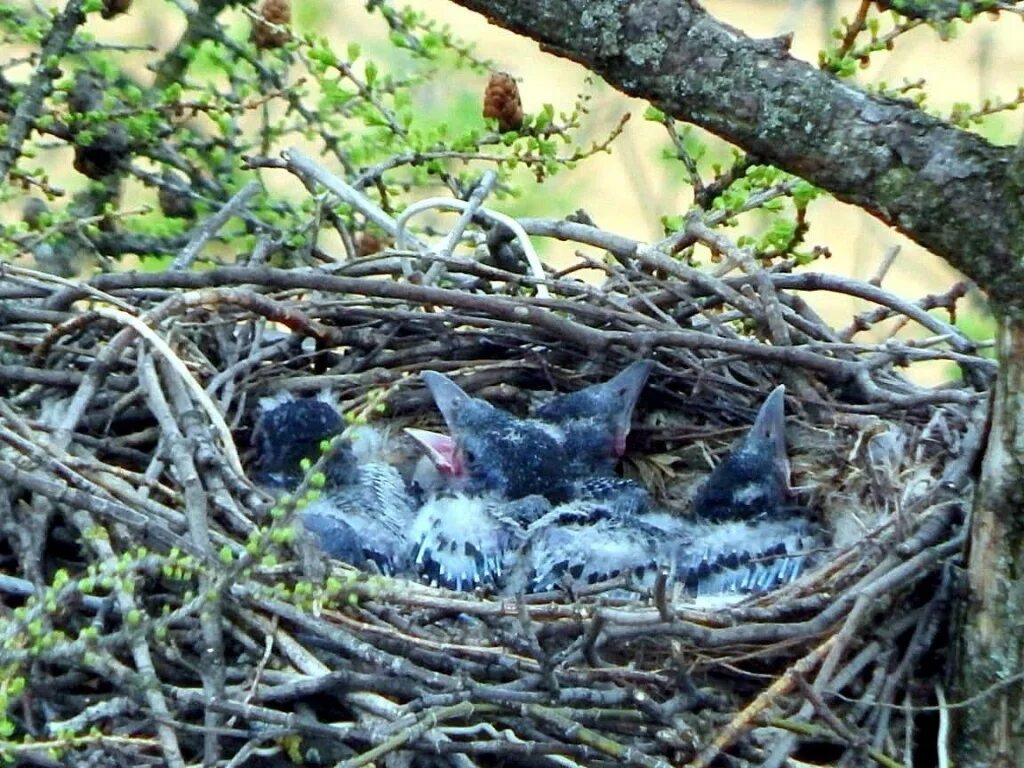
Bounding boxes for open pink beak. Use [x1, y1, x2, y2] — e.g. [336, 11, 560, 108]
[404, 428, 462, 477]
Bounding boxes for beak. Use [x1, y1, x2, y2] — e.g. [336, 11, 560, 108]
[607, 360, 654, 455]
[421, 371, 475, 431]
[747, 385, 790, 490]
[404, 427, 461, 476]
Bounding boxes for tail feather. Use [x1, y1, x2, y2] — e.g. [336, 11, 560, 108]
[667, 515, 820, 596]
[409, 494, 538, 591]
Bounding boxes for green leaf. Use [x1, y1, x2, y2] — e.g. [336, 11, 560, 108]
[643, 105, 666, 122]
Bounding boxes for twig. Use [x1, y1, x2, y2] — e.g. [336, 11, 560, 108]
[92, 306, 243, 476]
[688, 635, 837, 768]
[170, 180, 262, 270]
[396, 196, 551, 299]
[0, 0, 87, 181]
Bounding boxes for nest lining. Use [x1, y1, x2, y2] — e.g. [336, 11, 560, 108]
[0, 217, 989, 767]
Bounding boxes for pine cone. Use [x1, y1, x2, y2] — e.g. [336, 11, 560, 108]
[158, 171, 197, 220]
[356, 231, 391, 257]
[102, 0, 133, 19]
[252, 0, 291, 50]
[22, 198, 49, 231]
[482, 72, 523, 132]
[73, 126, 130, 179]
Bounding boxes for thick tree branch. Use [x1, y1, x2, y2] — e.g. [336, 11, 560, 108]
[447, 0, 1024, 311]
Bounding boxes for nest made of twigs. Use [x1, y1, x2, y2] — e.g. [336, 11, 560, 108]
[0, 230, 989, 767]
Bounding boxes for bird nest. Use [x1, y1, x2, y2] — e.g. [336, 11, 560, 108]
[0, 189, 990, 766]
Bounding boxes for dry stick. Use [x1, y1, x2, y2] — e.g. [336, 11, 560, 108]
[635, 243, 764, 321]
[327, 606, 543, 671]
[827, 641, 885, 699]
[573, 240, 974, 402]
[262, 603, 483, 763]
[140, 356, 225, 765]
[0, 363, 102, 389]
[0, 401, 184, 529]
[935, 683, 951, 768]
[423, 168, 498, 285]
[45, 285, 339, 479]
[0, 454, 194, 556]
[518, 216, 978, 360]
[520, 216, 644, 263]
[523, 185, 799, 268]
[792, 677, 892, 767]
[1, 735, 161, 762]
[840, 282, 971, 343]
[208, 337, 292, 410]
[84, 267, 605, 348]
[170, 180, 262, 270]
[396, 196, 552, 299]
[408, 736, 599, 761]
[0, 262, 138, 314]
[340, 701, 483, 768]
[283, 147, 427, 249]
[250, 607, 412, 727]
[18, 227, 977, 410]
[230, 607, 417, 740]
[868, 573, 952, 753]
[172, 686, 353, 740]
[166, 271, 843, 384]
[761, 593, 876, 767]
[687, 217, 791, 347]
[868, 245, 903, 287]
[64, 506, 186, 765]
[67, 267, 985, 406]
[247, 592, 459, 688]
[765, 273, 975, 355]
[524, 703, 673, 768]
[794, 675, 868, 753]
[92, 306, 243, 475]
[687, 635, 838, 768]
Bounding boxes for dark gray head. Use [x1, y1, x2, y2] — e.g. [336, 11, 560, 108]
[253, 394, 344, 489]
[693, 385, 790, 521]
[420, 371, 569, 499]
[534, 360, 653, 475]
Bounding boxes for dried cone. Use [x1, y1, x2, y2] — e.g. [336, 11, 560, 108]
[102, 0, 132, 19]
[483, 72, 523, 132]
[73, 126, 130, 179]
[158, 172, 196, 220]
[252, 0, 291, 50]
[356, 231, 391, 257]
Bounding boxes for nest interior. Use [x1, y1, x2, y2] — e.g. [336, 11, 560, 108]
[0, 226, 990, 767]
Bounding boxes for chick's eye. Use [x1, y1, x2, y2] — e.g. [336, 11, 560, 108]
[463, 449, 477, 465]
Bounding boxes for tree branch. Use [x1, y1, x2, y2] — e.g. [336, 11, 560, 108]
[445, 0, 1024, 310]
[0, 0, 87, 182]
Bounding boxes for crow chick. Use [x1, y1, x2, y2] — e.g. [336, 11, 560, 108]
[534, 360, 653, 478]
[692, 385, 791, 521]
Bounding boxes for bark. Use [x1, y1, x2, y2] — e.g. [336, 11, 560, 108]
[957, 315, 1024, 767]
[447, 0, 1024, 313]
